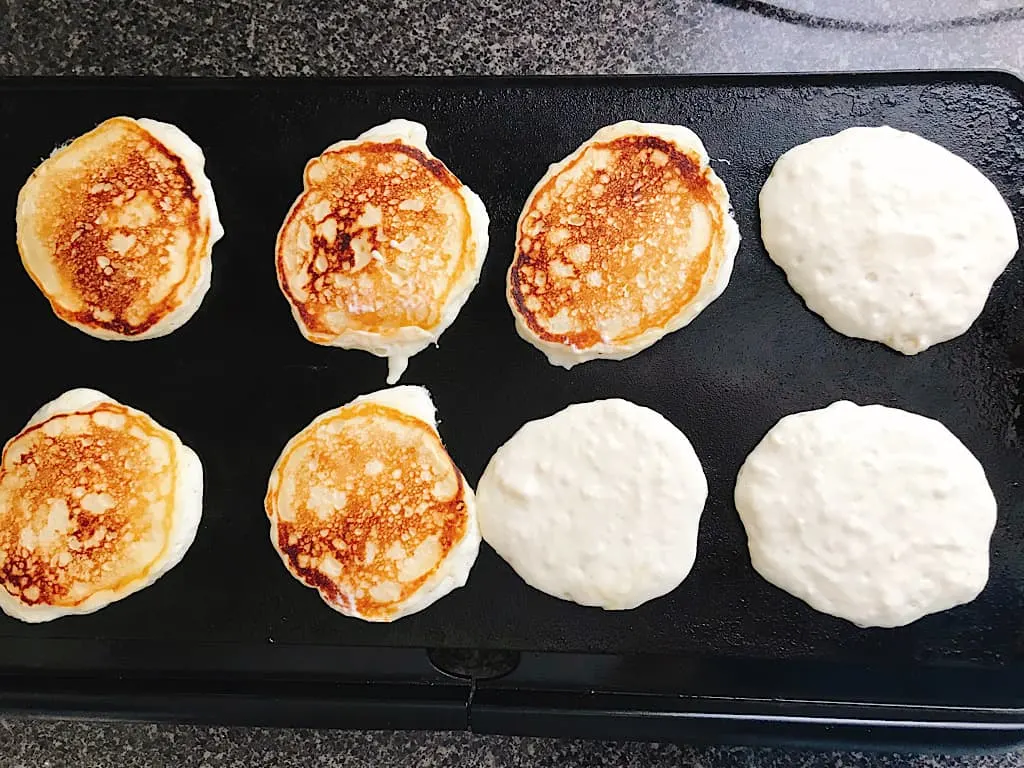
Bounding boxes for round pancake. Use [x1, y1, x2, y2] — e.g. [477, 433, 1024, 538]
[508, 121, 740, 368]
[476, 399, 708, 610]
[276, 120, 489, 384]
[735, 401, 996, 628]
[0, 388, 203, 623]
[265, 386, 480, 622]
[16, 117, 223, 340]
[759, 126, 1018, 354]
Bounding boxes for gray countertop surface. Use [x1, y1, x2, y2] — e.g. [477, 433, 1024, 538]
[2, 1, 1024, 766]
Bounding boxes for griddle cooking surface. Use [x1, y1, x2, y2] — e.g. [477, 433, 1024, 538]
[0, 75, 1022, 678]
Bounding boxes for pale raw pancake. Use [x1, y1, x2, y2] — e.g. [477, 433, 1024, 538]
[476, 399, 708, 610]
[0, 389, 203, 623]
[276, 120, 489, 384]
[508, 121, 740, 368]
[735, 401, 996, 628]
[265, 386, 480, 621]
[759, 126, 1019, 354]
[16, 117, 223, 340]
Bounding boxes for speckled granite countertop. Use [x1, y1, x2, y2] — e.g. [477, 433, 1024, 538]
[2, 0, 1024, 75]
[2, 1, 1024, 766]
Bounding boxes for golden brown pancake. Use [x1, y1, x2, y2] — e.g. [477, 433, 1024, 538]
[508, 121, 740, 368]
[16, 117, 222, 340]
[276, 120, 489, 384]
[0, 389, 203, 622]
[265, 386, 480, 622]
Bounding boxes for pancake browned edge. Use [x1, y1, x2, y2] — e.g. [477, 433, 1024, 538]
[508, 120, 740, 368]
[275, 120, 489, 384]
[16, 117, 223, 340]
[264, 386, 480, 622]
[0, 388, 203, 623]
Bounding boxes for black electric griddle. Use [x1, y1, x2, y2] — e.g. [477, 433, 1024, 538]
[0, 72, 1022, 751]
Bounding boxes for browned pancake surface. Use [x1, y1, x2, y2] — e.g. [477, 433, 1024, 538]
[276, 142, 475, 341]
[0, 404, 177, 609]
[266, 401, 469, 620]
[510, 134, 730, 349]
[17, 117, 210, 336]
